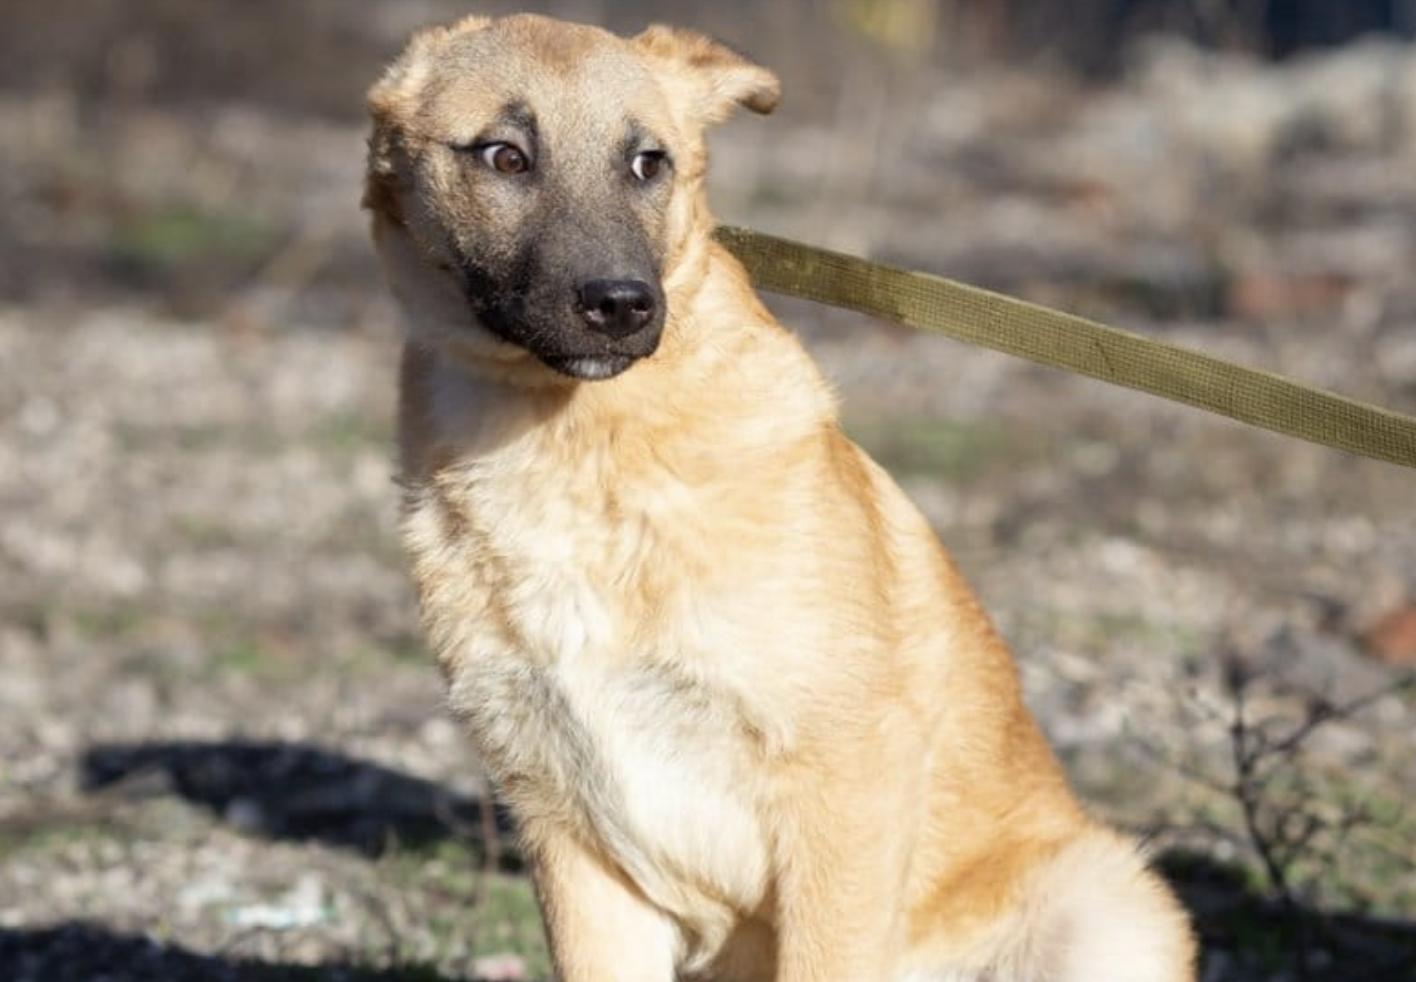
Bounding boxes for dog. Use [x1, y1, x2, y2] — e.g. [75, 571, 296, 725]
[364, 13, 1196, 981]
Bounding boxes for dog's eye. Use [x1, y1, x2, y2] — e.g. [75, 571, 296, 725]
[479, 143, 530, 175]
[630, 150, 668, 182]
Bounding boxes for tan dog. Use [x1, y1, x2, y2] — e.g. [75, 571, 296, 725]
[365, 13, 1195, 981]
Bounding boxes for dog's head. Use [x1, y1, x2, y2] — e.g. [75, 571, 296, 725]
[365, 14, 778, 382]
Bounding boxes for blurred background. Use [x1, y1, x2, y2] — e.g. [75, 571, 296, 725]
[2, 2, 1415, 979]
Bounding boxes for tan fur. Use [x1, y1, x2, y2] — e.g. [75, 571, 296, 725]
[367, 14, 1196, 981]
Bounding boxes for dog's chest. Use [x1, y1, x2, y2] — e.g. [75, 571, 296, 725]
[467, 652, 769, 910]
[411, 452, 771, 918]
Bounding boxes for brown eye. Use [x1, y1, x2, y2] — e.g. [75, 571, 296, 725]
[479, 143, 529, 174]
[631, 150, 667, 182]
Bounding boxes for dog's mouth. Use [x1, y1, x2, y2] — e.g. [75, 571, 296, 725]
[465, 300, 653, 382]
[541, 353, 637, 380]
[469, 299, 648, 380]
[470, 305, 645, 380]
[456, 267, 659, 382]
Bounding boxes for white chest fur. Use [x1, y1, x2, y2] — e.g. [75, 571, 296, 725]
[402, 379, 773, 952]
[433, 555, 773, 963]
[449, 648, 770, 910]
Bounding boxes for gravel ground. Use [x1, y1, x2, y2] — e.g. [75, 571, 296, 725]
[1, 12, 1415, 981]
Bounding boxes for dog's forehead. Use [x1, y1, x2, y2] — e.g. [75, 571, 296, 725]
[421, 19, 676, 144]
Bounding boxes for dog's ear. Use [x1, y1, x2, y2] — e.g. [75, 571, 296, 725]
[632, 26, 780, 125]
[365, 16, 492, 220]
[367, 15, 492, 120]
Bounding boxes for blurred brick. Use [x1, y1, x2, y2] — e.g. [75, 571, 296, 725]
[1361, 603, 1416, 666]
[1228, 271, 1354, 320]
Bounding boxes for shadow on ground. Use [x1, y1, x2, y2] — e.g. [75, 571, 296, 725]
[70, 741, 1416, 981]
[80, 740, 519, 864]
[1159, 851, 1416, 981]
[0, 922, 459, 982]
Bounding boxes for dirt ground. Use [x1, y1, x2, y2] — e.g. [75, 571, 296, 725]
[1, 3, 1414, 980]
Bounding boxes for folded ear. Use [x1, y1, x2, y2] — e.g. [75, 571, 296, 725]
[367, 15, 492, 119]
[632, 25, 780, 125]
[364, 15, 492, 221]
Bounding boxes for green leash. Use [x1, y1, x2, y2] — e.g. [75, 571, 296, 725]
[716, 225, 1416, 470]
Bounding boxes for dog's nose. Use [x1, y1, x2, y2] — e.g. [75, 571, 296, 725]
[576, 279, 656, 339]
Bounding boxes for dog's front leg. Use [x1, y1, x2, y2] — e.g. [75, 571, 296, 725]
[770, 755, 913, 982]
[528, 828, 678, 981]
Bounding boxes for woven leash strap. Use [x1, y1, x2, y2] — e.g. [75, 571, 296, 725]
[715, 225, 1416, 470]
